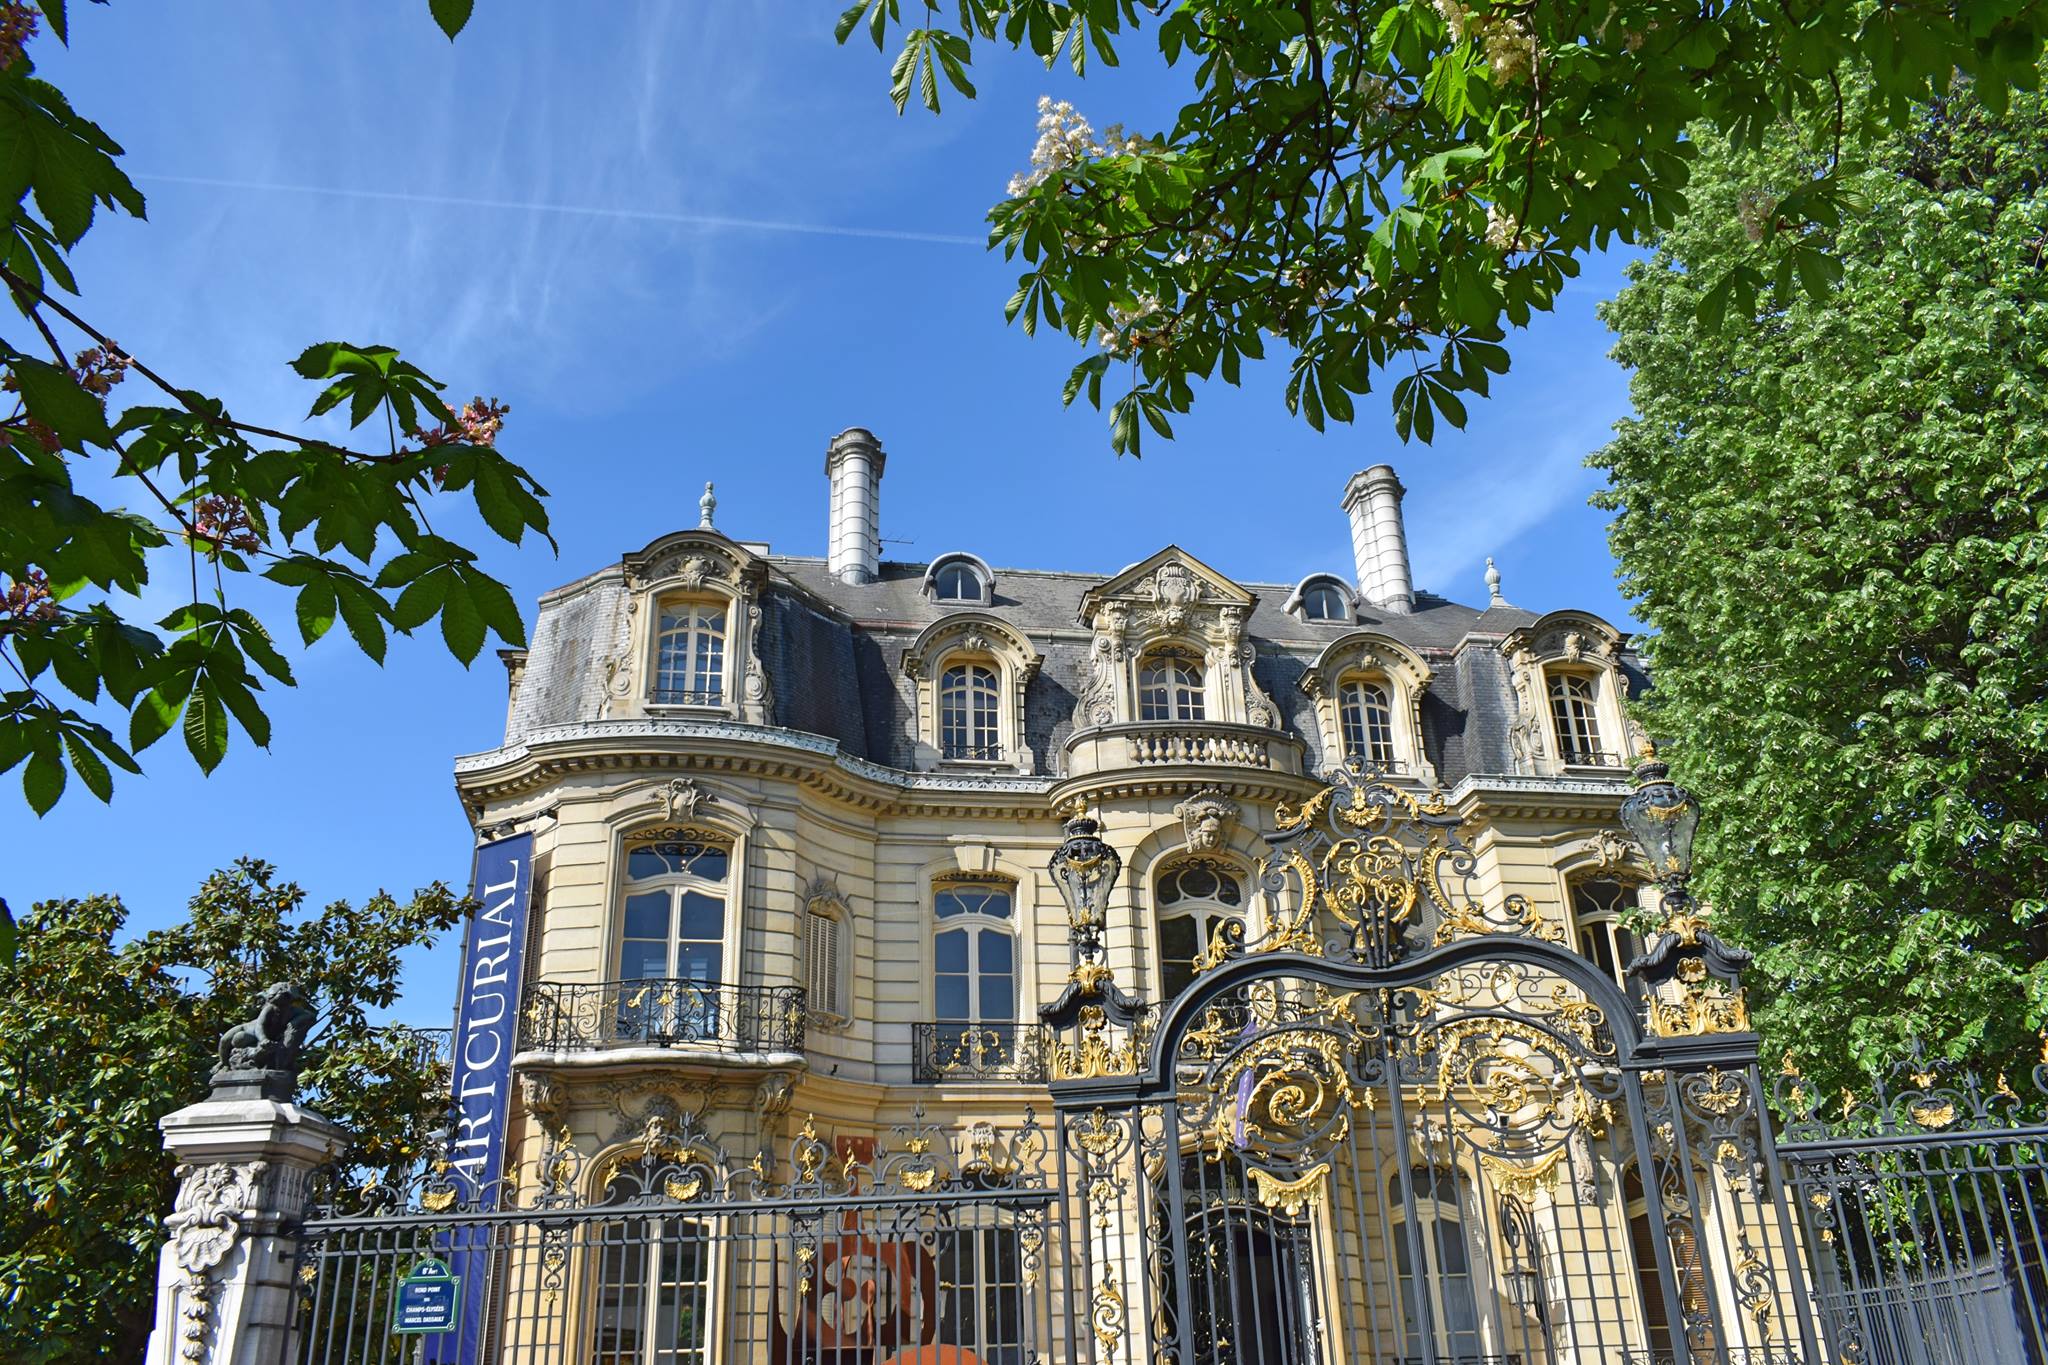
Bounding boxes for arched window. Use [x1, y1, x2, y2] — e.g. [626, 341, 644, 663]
[1156, 859, 1245, 1001]
[939, 661, 1002, 761]
[1337, 678, 1397, 767]
[1302, 583, 1349, 621]
[1391, 1166, 1484, 1359]
[1138, 649, 1206, 722]
[617, 834, 731, 1041]
[1160, 1152, 1319, 1365]
[590, 1163, 713, 1364]
[1547, 671, 1604, 763]
[1624, 1166, 1715, 1358]
[1571, 877, 1643, 988]
[933, 881, 1017, 1056]
[653, 601, 727, 705]
[933, 561, 988, 603]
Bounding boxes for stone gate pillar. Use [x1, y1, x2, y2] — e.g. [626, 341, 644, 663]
[143, 983, 342, 1365]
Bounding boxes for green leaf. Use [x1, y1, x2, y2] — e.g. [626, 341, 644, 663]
[391, 569, 449, 633]
[182, 672, 229, 773]
[334, 580, 390, 662]
[0, 899, 14, 965]
[439, 577, 486, 664]
[32, 1, 66, 45]
[429, 0, 473, 39]
[10, 355, 112, 447]
[59, 729, 110, 802]
[23, 744, 63, 814]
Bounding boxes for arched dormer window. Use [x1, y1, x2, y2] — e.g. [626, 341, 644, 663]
[1138, 646, 1206, 722]
[1156, 857, 1244, 1000]
[1300, 633, 1434, 781]
[923, 552, 994, 606]
[902, 615, 1043, 773]
[1501, 611, 1639, 775]
[614, 530, 772, 726]
[1285, 574, 1357, 625]
[1338, 677, 1397, 767]
[653, 599, 727, 706]
[939, 660, 1002, 760]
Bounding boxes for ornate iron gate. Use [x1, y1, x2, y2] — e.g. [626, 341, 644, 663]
[1042, 763, 1824, 1365]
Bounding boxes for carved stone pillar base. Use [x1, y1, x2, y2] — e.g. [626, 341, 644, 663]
[143, 1096, 343, 1365]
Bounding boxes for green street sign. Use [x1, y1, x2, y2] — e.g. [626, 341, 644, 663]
[391, 1257, 461, 1334]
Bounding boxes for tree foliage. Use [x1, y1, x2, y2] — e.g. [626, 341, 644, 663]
[838, 0, 2045, 452]
[1593, 82, 2048, 1098]
[0, 0, 528, 829]
[0, 860, 464, 1363]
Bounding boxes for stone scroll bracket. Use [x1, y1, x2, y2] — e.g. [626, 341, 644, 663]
[143, 1096, 343, 1365]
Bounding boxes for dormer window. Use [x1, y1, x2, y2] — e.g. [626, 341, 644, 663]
[1338, 678, 1397, 768]
[1285, 574, 1357, 625]
[924, 553, 993, 605]
[653, 600, 727, 706]
[1547, 671, 1606, 764]
[1139, 649, 1206, 722]
[939, 661, 1002, 761]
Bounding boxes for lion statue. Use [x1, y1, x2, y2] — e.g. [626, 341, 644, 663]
[214, 981, 317, 1081]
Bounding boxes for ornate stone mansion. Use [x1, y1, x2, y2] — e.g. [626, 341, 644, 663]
[438, 427, 1689, 1361]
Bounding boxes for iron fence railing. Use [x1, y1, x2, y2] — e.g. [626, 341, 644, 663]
[518, 978, 805, 1054]
[648, 687, 723, 706]
[911, 1021, 1050, 1082]
[378, 1025, 451, 1072]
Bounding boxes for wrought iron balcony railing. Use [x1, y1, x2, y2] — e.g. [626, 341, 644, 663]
[648, 687, 724, 707]
[1558, 746, 1626, 768]
[911, 1021, 1051, 1083]
[940, 742, 1004, 762]
[381, 1025, 452, 1072]
[519, 979, 805, 1055]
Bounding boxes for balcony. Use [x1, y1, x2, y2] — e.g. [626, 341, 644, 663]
[519, 979, 805, 1056]
[911, 1021, 1051, 1083]
[1062, 720, 1307, 781]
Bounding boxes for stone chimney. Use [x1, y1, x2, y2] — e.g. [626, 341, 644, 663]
[1341, 464, 1415, 614]
[825, 428, 886, 585]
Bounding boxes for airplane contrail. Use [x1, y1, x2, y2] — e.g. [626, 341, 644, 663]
[134, 173, 986, 247]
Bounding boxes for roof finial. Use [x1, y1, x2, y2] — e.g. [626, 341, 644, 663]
[1484, 556, 1505, 606]
[699, 481, 717, 529]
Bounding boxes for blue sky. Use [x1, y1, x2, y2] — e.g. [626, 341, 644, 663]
[4, 2, 1639, 1026]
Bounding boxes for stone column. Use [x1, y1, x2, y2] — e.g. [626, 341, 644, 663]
[142, 1095, 343, 1365]
[144, 981, 342, 1365]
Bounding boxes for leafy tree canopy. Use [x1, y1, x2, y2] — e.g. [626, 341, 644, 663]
[1593, 80, 2048, 1099]
[0, 0, 532, 831]
[838, 0, 2045, 452]
[0, 859, 464, 1363]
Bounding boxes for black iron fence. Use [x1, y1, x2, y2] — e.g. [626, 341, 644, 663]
[295, 1112, 1062, 1365]
[910, 1021, 1050, 1082]
[517, 978, 806, 1054]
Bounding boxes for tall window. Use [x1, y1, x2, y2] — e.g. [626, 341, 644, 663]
[1624, 1166, 1716, 1358]
[936, 1223, 1026, 1364]
[1161, 1152, 1319, 1365]
[590, 1166, 713, 1365]
[934, 561, 987, 602]
[1572, 877, 1642, 988]
[1548, 671, 1603, 763]
[939, 662, 1002, 760]
[1391, 1166, 1483, 1360]
[933, 882, 1017, 1054]
[654, 602, 726, 705]
[618, 836, 730, 1041]
[805, 898, 845, 1018]
[1138, 650, 1206, 722]
[1301, 583, 1349, 621]
[1338, 678, 1398, 767]
[1157, 859, 1245, 1001]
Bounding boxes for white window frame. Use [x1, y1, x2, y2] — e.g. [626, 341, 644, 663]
[1337, 676, 1399, 769]
[1390, 1165, 1492, 1360]
[650, 598, 729, 708]
[932, 880, 1019, 1028]
[616, 833, 733, 987]
[1138, 649, 1207, 723]
[938, 659, 1003, 762]
[1546, 669, 1608, 766]
[589, 1164, 725, 1365]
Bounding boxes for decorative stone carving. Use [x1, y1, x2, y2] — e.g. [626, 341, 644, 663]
[1587, 828, 1647, 874]
[1506, 659, 1548, 777]
[674, 554, 716, 590]
[742, 603, 773, 723]
[211, 984, 315, 1100]
[166, 1160, 264, 1361]
[1563, 631, 1585, 663]
[1174, 788, 1240, 853]
[1073, 633, 1120, 730]
[1241, 642, 1281, 730]
[1144, 563, 1203, 631]
[660, 777, 707, 822]
[755, 1073, 795, 1118]
[520, 1072, 570, 1144]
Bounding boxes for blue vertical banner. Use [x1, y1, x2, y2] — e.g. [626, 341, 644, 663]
[436, 831, 533, 1365]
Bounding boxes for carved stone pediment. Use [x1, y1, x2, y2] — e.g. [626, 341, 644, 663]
[1077, 545, 1256, 633]
[1499, 610, 1627, 667]
[621, 527, 765, 593]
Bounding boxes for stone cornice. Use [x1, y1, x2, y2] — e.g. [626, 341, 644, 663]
[455, 720, 1634, 824]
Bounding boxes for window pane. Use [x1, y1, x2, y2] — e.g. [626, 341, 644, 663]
[1159, 916, 1199, 959]
[675, 941, 722, 983]
[619, 940, 668, 981]
[678, 891, 723, 942]
[978, 972, 1015, 1022]
[935, 974, 972, 1020]
[935, 929, 969, 972]
[623, 892, 671, 941]
[978, 931, 1014, 974]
